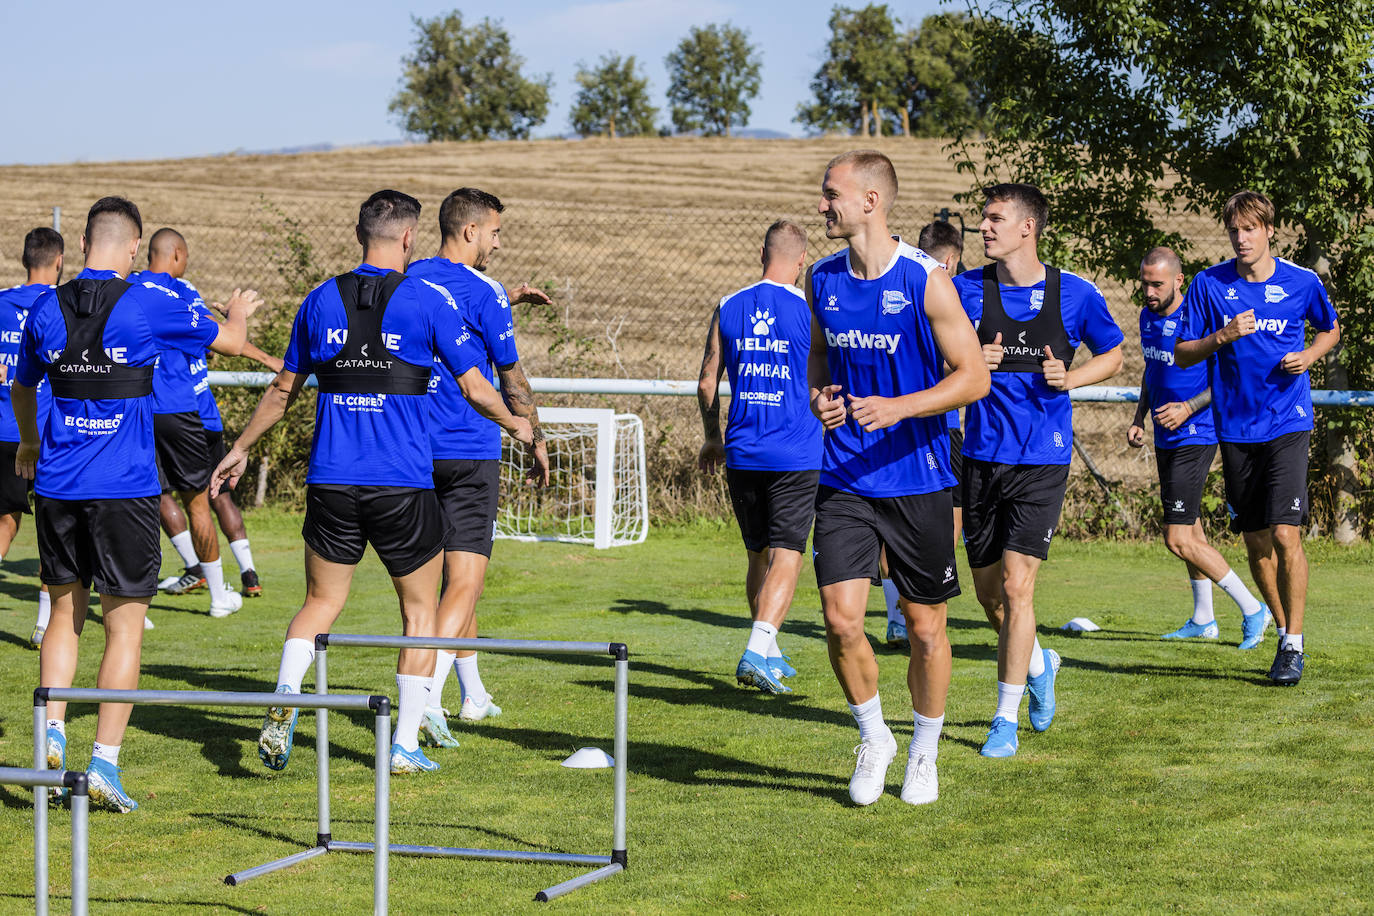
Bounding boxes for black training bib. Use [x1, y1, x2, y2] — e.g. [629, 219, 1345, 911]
[48, 278, 156, 399]
[976, 265, 1076, 372]
[313, 271, 433, 395]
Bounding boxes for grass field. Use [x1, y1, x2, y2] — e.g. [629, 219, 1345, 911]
[0, 512, 1371, 913]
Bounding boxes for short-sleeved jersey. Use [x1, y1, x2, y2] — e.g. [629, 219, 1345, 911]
[406, 257, 518, 461]
[0, 284, 54, 442]
[1139, 305, 1215, 449]
[810, 241, 954, 497]
[283, 263, 485, 487]
[716, 280, 822, 471]
[128, 270, 214, 416]
[16, 268, 221, 500]
[954, 266, 1123, 465]
[1179, 258, 1338, 444]
[168, 277, 224, 432]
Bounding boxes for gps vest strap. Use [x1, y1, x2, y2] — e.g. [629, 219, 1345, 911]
[314, 271, 432, 395]
[48, 278, 156, 399]
[977, 265, 1076, 372]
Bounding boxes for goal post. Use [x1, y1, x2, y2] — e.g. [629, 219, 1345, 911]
[498, 407, 648, 549]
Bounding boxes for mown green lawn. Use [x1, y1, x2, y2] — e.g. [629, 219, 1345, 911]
[0, 511, 1370, 914]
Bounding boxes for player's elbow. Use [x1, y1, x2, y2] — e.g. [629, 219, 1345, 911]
[1098, 345, 1124, 379]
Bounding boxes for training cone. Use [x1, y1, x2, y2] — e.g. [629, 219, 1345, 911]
[562, 747, 614, 769]
[1061, 617, 1101, 632]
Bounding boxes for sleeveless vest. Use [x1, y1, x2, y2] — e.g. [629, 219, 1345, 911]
[313, 272, 432, 395]
[976, 265, 1076, 372]
[48, 278, 156, 399]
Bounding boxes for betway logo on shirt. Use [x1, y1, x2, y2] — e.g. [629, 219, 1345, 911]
[1142, 345, 1174, 365]
[1223, 314, 1289, 335]
[824, 329, 901, 354]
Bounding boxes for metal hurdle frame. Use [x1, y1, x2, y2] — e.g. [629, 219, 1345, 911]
[312, 634, 630, 902]
[33, 687, 393, 915]
[3, 765, 88, 916]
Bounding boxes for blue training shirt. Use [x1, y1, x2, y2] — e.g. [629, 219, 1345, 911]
[810, 240, 954, 497]
[0, 284, 54, 442]
[172, 277, 223, 432]
[953, 266, 1123, 465]
[283, 263, 485, 487]
[128, 270, 214, 416]
[1179, 258, 1338, 444]
[406, 257, 518, 461]
[16, 268, 221, 500]
[717, 279, 822, 471]
[1139, 304, 1215, 449]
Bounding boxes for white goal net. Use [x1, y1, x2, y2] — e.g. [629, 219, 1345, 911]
[496, 407, 649, 548]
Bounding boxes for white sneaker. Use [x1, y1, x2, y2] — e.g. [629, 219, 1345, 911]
[900, 753, 938, 805]
[157, 574, 180, 591]
[458, 695, 502, 721]
[848, 728, 897, 806]
[143, 616, 155, 630]
[209, 591, 243, 618]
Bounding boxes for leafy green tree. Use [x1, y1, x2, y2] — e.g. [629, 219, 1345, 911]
[664, 24, 762, 136]
[797, 4, 905, 137]
[389, 11, 551, 141]
[898, 12, 991, 137]
[570, 54, 658, 138]
[956, 0, 1374, 540]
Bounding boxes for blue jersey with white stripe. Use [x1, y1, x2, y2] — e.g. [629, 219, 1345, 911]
[810, 241, 954, 497]
[717, 280, 821, 471]
[1139, 305, 1215, 449]
[128, 270, 214, 416]
[169, 277, 224, 432]
[0, 284, 54, 442]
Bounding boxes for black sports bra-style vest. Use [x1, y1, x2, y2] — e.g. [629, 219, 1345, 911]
[48, 278, 156, 399]
[976, 265, 1076, 372]
[313, 271, 432, 395]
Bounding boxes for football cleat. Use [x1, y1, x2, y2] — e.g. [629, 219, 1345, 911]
[848, 728, 898, 806]
[157, 574, 181, 591]
[1027, 648, 1061, 732]
[458, 694, 503, 721]
[163, 567, 206, 595]
[735, 651, 792, 694]
[419, 707, 460, 748]
[886, 619, 910, 649]
[390, 743, 440, 774]
[209, 590, 242, 619]
[45, 726, 68, 801]
[1162, 619, 1220, 640]
[979, 716, 1019, 758]
[768, 653, 797, 679]
[87, 758, 138, 813]
[258, 685, 299, 771]
[1270, 648, 1305, 686]
[29, 625, 44, 649]
[241, 569, 262, 598]
[1239, 605, 1271, 650]
[900, 753, 938, 806]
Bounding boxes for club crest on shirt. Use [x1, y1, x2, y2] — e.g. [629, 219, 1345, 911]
[1163, 319, 1177, 336]
[1264, 284, 1288, 304]
[881, 290, 911, 315]
[1030, 290, 1045, 311]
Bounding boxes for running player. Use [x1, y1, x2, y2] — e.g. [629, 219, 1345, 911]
[952, 183, 1124, 759]
[1174, 190, 1340, 685]
[697, 218, 820, 695]
[210, 190, 533, 776]
[407, 188, 550, 747]
[14, 196, 263, 811]
[1, 228, 59, 646]
[1127, 246, 1269, 645]
[808, 150, 989, 806]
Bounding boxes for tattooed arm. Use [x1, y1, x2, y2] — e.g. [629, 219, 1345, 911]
[496, 359, 549, 487]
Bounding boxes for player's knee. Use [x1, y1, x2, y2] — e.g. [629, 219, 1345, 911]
[823, 606, 867, 643]
[1271, 524, 1302, 552]
[905, 613, 946, 654]
[1001, 571, 1035, 606]
[1163, 526, 1192, 557]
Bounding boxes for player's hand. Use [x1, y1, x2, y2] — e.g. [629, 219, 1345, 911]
[847, 393, 904, 433]
[0, 363, 8, 385]
[1042, 345, 1069, 390]
[812, 384, 846, 430]
[1220, 309, 1256, 344]
[525, 437, 550, 487]
[506, 282, 551, 307]
[1153, 401, 1190, 430]
[504, 416, 535, 446]
[225, 288, 266, 318]
[210, 445, 249, 498]
[982, 332, 1004, 370]
[15, 440, 38, 480]
[698, 438, 726, 473]
[1280, 350, 1315, 375]
[1126, 424, 1146, 448]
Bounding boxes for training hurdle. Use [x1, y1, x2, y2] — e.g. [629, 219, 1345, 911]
[33, 687, 392, 915]
[308, 633, 630, 902]
[3, 764, 88, 916]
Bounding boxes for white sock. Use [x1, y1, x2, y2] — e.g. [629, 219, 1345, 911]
[881, 579, 902, 624]
[1283, 633, 1304, 652]
[229, 538, 255, 575]
[995, 681, 1024, 724]
[1217, 570, 1262, 615]
[912, 711, 944, 763]
[169, 530, 199, 569]
[455, 654, 487, 703]
[1190, 579, 1215, 625]
[766, 632, 784, 660]
[92, 742, 120, 766]
[745, 621, 777, 657]
[1277, 627, 1287, 641]
[848, 692, 887, 744]
[393, 674, 429, 752]
[203, 558, 227, 603]
[429, 650, 456, 709]
[275, 638, 315, 693]
[36, 590, 51, 630]
[47, 719, 64, 737]
[1027, 637, 1046, 678]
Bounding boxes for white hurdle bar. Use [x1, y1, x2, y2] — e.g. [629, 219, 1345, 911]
[2, 765, 89, 916]
[313, 633, 630, 902]
[34, 687, 393, 916]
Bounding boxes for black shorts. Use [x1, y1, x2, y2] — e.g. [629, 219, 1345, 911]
[154, 411, 210, 493]
[1220, 431, 1310, 533]
[726, 468, 819, 553]
[1156, 443, 1217, 526]
[204, 428, 227, 469]
[961, 459, 1069, 567]
[432, 459, 501, 557]
[303, 484, 445, 577]
[812, 486, 959, 604]
[0, 441, 33, 515]
[36, 495, 160, 597]
[949, 428, 964, 508]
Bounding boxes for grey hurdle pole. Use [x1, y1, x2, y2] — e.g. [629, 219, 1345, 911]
[2, 766, 89, 916]
[375, 696, 391, 916]
[33, 699, 48, 916]
[316, 645, 331, 848]
[69, 772, 89, 916]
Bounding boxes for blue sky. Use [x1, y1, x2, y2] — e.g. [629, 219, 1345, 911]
[0, 0, 947, 164]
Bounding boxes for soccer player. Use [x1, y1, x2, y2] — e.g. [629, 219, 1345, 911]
[1, 228, 59, 646]
[407, 188, 550, 747]
[210, 190, 533, 776]
[1174, 190, 1340, 686]
[14, 196, 262, 811]
[808, 151, 989, 806]
[697, 218, 820, 695]
[952, 183, 1124, 759]
[1127, 247, 1269, 645]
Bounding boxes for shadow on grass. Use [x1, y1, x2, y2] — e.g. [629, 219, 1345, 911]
[194, 811, 568, 854]
[609, 598, 829, 641]
[0, 894, 261, 914]
[1058, 655, 1270, 685]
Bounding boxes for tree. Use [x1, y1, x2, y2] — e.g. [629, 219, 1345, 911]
[797, 5, 905, 137]
[664, 24, 762, 137]
[570, 54, 658, 138]
[955, 0, 1374, 540]
[898, 13, 991, 137]
[389, 11, 551, 141]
